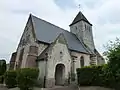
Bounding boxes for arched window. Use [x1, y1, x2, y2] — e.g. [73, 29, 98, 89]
[85, 24, 86, 30]
[80, 56, 84, 67]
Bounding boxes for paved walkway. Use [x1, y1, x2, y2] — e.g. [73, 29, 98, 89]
[0, 84, 8, 90]
[0, 84, 114, 90]
[0, 85, 79, 90]
[41, 84, 79, 90]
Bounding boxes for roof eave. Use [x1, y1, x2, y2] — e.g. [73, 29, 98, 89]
[36, 40, 50, 45]
[69, 49, 90, 55]
[69, 19, 92, 26]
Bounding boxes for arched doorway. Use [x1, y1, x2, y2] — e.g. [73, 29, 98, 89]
[55, 64, 65, 85]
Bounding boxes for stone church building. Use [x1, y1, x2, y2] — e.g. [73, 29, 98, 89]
[9, 11, 105, 87]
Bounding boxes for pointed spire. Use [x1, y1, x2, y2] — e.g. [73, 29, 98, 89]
[70, 11, 92, 26]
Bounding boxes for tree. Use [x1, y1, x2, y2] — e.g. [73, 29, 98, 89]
[104, 38, 120, 89]
[104, 38, 120, 71]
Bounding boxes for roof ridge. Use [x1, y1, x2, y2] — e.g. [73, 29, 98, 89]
[30, 14, 75, 35]
[31, 14, 68, 31]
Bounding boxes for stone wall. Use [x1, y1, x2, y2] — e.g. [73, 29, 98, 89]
[9, 52, 17, 70]
[42, 34, 72, 87]
[37, 33, 92, 88]
[70, 20, 95, 52]
[13, 17, 48, 69]
[37, 60, 46, 87]
[70, 51, 90, 74]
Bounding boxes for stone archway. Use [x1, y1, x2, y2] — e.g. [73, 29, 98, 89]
[55, 64, 65, 85]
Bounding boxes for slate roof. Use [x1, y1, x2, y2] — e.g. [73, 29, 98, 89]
[31, 14, 90, 54]
[70, 11, 92, 26]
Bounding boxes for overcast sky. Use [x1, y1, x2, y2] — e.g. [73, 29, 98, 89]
[0, 0, 120, 63]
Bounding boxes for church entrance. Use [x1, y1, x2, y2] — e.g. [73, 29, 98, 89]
[55, 64, 65, 85]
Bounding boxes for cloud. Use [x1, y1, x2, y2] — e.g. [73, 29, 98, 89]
[0, 36, 16, 61]
[0, 0, 120, 62]
[54, 0, 76, 9]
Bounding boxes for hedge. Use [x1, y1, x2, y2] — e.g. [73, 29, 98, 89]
[76, 65, 113, 88]
[17, 68, 39, 90]
[4, 68, 39, 89]
[4, 70, 17, 88]
[0, 60, 6, 75]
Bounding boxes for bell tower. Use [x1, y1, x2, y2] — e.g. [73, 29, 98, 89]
[69, 11, 95, 52]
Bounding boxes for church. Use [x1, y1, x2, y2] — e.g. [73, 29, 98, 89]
[9, 11, 105, 87]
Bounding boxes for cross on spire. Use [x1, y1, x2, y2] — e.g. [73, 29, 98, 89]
[78, 4, 81, 11]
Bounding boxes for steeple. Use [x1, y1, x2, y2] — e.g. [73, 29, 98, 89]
[70, 11, 92, 26]
[70, 11, 95, 52]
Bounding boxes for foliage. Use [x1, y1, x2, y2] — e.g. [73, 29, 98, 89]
[107, 40, 120, 70]
[17, 68, 39, 90]
[0, 60, 6, 75]
[4, 70, 17, 88]
[103, 38, 120, 62]
[102, 64, 116, 88]
[77, 38, 120, 89]
[77, 65, 104, 86]
[76, 64, 117, 88]
[4, 68, 39, 89]
[104, 38, 120, 89]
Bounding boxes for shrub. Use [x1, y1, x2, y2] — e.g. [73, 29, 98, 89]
[101, 64, 116, 88]
[17, 68, 39, 90]
[0, 60, 6, 75]
[77, 66, 93, 86]
[76, 65, 106, 87]
[4, 70, 17, 88]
